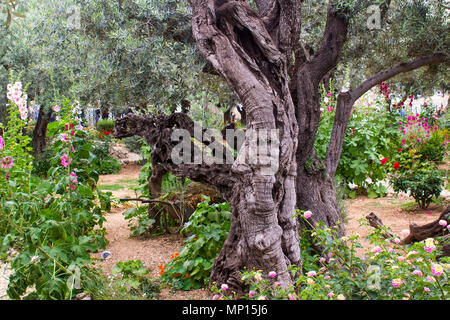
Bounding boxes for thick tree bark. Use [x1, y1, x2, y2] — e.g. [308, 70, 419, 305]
[32, 106, 52, 156]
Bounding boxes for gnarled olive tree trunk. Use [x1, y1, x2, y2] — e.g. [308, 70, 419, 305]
[189, 0, 302, 290]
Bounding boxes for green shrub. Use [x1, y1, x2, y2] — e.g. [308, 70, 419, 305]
[391, 169, 444, 209]
[96, 119, 115, 132]
[160, 196, 231, 290]
[93, 158, 122, 175]
[416, 130, 447, 162]
[110, 260, 160, 299]
[122, 136, 144, 154]
[123, 205, 156, 237]
[315, 83, 401, 197]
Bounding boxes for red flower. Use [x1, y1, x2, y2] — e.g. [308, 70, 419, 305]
[381, 158, 389, 165]
[393, 162, 400, 170]
[398, 148, 402, 152]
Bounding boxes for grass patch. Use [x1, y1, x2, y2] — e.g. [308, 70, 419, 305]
[98, 184, 126, 191]
[118, 178, 138, 184]
[400, 201, 418, 211]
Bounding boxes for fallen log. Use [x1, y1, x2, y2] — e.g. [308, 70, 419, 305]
[365, 206, 450, 258]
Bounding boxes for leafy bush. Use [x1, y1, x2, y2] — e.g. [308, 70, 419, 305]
[122, 136, 144, 154]
[416, 130, 448, 162]
[96, 119, 115, 132]
[160, 196, 231, 290]
[384, 130, 446, 209]
[315, 84, 401, 197]
[110, 260, 160, 299]
[87, 129, 122, 174]
[212, 211, 449, 300]
[123, 205, 156, 237]
[391, 169, 444, 209]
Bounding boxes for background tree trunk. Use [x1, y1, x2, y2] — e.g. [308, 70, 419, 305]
[32, 106, 52, 156]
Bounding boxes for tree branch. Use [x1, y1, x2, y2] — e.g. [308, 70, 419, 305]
[114, 113, 236, 198]
[305, 4, 349, 84]
[351, 53, 449, 103]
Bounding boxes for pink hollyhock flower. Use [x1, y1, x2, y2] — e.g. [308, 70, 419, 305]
[268, 271, 277, 278]
[1, 156, 13, 169]
[71, 130, 75, 136]
[60, 154, 72, 167]
[64, 124, 69, 131]
[70, 184, 76, 191]
[71, 143, 76, 153]
[304, 210, 313, 219]
[0, 136, 4, 150]
[70, 171, 78, 184]
[5, 172, 9, 180]
[61, 133, 69, 142]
